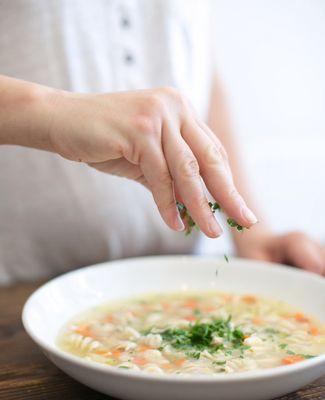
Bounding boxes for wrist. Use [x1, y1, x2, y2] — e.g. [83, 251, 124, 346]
[0, 75, 63, 152]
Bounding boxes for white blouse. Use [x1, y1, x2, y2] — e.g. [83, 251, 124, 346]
[0, 0, 217, 284]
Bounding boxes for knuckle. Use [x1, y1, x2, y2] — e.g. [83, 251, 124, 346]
[159, 86, 185, 105]
[146, 93, 165, 114]
[286, 231, 308, 242]
[179, 156, 200, 178]
[227, 187, 241, 202]
[133, 115, 159, 138]
[204, 144, 224, 167]
[158, 170, 173, 187]
[219, 145, 229, 162]
[196, 196, 209, 211]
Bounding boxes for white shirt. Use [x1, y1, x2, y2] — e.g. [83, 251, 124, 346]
[0, 0, 217, 284]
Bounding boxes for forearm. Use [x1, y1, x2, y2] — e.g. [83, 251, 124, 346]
[207, 73, 271, 248]
[0, 75, 58, 151]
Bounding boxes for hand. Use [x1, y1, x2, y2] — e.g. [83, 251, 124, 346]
[236, 228, 325, 275]
[48, 87, 257, 237]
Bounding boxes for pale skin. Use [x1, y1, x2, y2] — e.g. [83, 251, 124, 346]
[0, 74, 324, 274]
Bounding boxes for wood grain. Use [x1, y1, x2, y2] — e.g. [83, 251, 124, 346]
[0, 282, 324, 400]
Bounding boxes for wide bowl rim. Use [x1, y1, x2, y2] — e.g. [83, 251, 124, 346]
[22, 255, 325, 384]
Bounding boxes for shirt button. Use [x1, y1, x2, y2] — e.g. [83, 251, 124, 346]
[124, 52, 135, 64]
[120, 17, 130, 28]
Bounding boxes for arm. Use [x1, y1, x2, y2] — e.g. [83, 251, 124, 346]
[0, 75, 55, 150]
[207, 73, 325, 275]
[0, 74, 257, 238]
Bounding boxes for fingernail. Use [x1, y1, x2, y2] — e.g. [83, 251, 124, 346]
[209, 220, 223, 237]
[175, 213, 185, 231]
[241, 206, 258, 225]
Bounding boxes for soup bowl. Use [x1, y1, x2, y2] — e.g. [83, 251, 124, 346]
[22, 256, 325, 400]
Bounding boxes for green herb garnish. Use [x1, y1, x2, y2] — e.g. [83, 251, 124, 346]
[265, 328, 280, 335]
[151, 317, 246, 360]
[177, 201, 244, 235]
[226, 218, 244, 232]
[224, 254, 229, 263]
[213, 360, 226, 366]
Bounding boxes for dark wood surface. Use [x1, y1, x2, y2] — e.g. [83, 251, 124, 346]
[0, 282, 324, 400]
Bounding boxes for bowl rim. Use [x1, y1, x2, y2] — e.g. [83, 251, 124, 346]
[22, 255, 325, 383]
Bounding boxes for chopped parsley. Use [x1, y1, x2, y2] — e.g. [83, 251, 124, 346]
[285, 349, 315, 359]
[213, 360, 226, 366]
[265, 328, 280, 335]
[147, 317, 246, 360]
[176, 201, 244, 236]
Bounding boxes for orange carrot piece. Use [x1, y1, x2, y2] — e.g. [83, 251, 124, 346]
[281, 355, 305, 365]
[111, 350, 122, 359]
[183, 299, 198, 309]
[162, 363, 174, 370]
[294, 313, 309, 323]
[310, 326, 319, 336]
[203, 306, 215, 312]
[242, 295, 257, 304]
[162, 302, 171, 311]
[174, 358, 185, 367]
[94, 349, 109, 355]
[105, 315, 114, 323]
[137, 344, 152, 352]
[133, 357, 147, 366]
[252, 317, 263, 325]
[74, 324, 93, 337]
[185, 315, 197, 322]
[222, 294, 233, 302]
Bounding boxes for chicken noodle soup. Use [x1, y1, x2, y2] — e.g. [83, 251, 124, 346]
[58, 292, 325, 375]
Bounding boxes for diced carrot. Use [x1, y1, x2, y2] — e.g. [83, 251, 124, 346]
[203, 306, 215, 312]
[174, 358, 185, 367]
[222, 294, 233, 302]
[252, 317, 262, 325]
[133, 357, 147, 366]
[183, 299, 198, 309]
[242, 295, 257, 304]
[244, 335, 250, 339]
[294, 313, 309, 323]
[185, 315, 197, 322]
[162, 302, 171, 311]
[162, 363, 173, 370]
[94, 349, 109, 355]
[111, 350, 122, 359]
[74, 324, 94, 337]
[137, 344, 152, 352]
[281, 355, 305, 365]
[309, 326, 319, 336]
[105, 315, 114, 323]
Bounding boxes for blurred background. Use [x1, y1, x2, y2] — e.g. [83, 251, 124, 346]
[200, 0, 325, 254]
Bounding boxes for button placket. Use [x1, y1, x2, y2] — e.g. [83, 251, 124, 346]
[117, 1, 143, 90]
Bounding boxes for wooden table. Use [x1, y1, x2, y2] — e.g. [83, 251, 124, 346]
[0, 282, 324, 400]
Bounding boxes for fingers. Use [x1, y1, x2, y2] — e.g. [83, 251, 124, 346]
[162, 126, 222, 238]
[283, 232, 325, 275]
[140, 145, 185, 232]
[181, 120, 257, 228]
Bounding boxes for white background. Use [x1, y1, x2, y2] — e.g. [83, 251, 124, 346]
[200, 0, 325, 254]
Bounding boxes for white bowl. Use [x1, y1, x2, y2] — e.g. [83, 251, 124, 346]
[22, 256, 325, 400]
